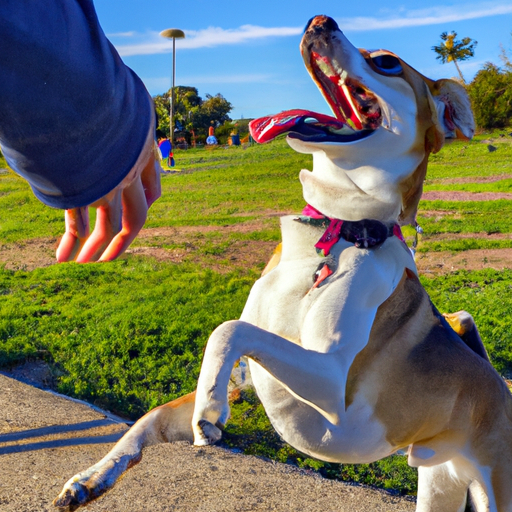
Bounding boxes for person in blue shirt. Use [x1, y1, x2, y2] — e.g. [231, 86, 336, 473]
[0, 0, 161, 262]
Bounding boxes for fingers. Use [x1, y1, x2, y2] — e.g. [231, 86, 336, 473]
[98, 175, 148, 262]
[58, 153, 159, 263]
[75, 190, 123, 263]
[141, 154, 162, 208]
[56, 207, 90, 262]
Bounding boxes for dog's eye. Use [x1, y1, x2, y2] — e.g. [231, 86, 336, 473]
[370, 54, 403, 75]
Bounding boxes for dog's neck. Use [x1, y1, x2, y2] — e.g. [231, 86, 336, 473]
[298, 147, 425, 225]
[296, 204, 402, 256]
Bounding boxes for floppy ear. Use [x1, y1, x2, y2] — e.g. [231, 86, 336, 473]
[400, 79, 474, 225]
[427, 79, 475, 153]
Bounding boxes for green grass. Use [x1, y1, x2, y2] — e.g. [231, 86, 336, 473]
[424, 179, 512, 193]
[0, 260, 256, 417]
[2, 133, 512, 496]
[418, 200, 512, 234]
[146, 140, 306, 228]
[425, 130, 512, 180]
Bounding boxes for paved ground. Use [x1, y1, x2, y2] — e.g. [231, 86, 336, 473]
[0, 373, 416, 512]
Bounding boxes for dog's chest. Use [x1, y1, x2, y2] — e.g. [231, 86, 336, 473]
[240, 216, 353, 345]
[240, 215, 416, 351]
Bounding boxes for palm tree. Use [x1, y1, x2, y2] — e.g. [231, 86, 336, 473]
[432, 32, 477, 84]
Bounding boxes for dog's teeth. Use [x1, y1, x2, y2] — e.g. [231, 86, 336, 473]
[341, 83, 364, 127]
[337, 69, 348, 85]
[316, 58, 336, 78]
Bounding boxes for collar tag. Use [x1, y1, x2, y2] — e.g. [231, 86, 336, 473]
[309, 263, 334, 293]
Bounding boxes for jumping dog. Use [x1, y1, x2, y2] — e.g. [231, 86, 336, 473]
[55, 16, 512, 512]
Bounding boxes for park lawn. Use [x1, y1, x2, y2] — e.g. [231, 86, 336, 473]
[1, 131, 512, 495]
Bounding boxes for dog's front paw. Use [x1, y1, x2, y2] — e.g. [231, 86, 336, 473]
[53, 455, 135, 511]
[193, 419, 223, 446]
[53, 477, 96, 511]
[192, 390, 230, 446]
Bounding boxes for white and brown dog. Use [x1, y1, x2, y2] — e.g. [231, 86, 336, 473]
[55, 16, 512, 512]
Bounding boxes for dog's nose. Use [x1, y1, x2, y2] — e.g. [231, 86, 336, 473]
[304, 15, 340, 35]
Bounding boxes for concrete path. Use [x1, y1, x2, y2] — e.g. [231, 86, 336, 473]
[0, 374, 416, 511]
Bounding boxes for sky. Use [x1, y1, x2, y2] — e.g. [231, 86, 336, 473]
[94, 0, 512, 120]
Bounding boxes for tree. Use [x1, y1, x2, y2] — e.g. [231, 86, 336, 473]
[200, 94, 232, 126]
[153, 88, 232, 142]
[432, 31, 477, 84]
[468, 62, 512, 129]
[499, 32, 512, 70]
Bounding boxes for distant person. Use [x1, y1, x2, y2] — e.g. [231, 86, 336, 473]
[0, 0, 161, 263]
[230, 123, 240, 146]
[157, 130, 175, 168]
[157, 131, 172, 158]
[206, 124, 218, 145]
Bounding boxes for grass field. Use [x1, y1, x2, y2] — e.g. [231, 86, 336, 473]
[1, 130, 512, 495]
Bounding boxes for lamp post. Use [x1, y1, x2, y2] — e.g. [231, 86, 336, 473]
[159, 28, 185, 147]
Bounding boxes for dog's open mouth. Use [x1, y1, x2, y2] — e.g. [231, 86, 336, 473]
[249, 52, 381, 144]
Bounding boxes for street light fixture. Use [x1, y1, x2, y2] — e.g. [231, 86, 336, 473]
[160, 28, 185, 148]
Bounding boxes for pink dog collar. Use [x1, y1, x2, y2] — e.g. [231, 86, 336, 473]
[297, 205, 404, 257]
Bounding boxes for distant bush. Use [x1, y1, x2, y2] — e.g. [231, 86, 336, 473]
[468, 63, 512, 129]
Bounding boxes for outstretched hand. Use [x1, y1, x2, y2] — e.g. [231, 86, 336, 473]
[56, 153, 161, 263]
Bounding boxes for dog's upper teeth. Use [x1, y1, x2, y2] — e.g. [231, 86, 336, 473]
[341, 83, 363, 127]
[316, 58, 337, 78]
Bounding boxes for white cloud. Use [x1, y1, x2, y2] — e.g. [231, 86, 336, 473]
[339, 3, 512, 31]
[178, 25, 301, 49]
[114, 25, 301, 57]
[110, 2, 512, 57]
[106, 31, 136, 38]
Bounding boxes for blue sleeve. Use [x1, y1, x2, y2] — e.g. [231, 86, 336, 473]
[0, 0, 153, 209]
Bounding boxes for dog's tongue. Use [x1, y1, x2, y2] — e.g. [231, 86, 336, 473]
[249, 109, 349, 144]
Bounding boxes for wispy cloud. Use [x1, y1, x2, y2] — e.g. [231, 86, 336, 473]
[114, 25, 301, 57]
[107, 31, 136, 38]
[340, 3, 512, 31]
[111, 2, 512, 57]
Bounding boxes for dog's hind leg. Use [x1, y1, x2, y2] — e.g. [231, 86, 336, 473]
[416, 462, 471, 512]
[443, 310, 489, 362]
[53, 392, 196, 510]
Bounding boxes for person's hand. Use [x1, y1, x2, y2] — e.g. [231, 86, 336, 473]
[56, 152, 161, 263]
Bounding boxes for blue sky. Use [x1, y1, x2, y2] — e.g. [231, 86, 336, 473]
[95, 0, 512, 120]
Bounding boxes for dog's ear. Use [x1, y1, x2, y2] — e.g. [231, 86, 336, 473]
[401, 79, 474, 225]
[427, 79, 475, 153]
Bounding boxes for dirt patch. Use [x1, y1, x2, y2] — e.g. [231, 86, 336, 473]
[421, 191, 512, 201]
[431, 173, 512, 185]
[127, 238, 277, 274]
[419, 210, 463, 221]
[423, 232, 512, 241]
[0, 238, 57, 271]
[416, 248, 512, 275]
[2, 212, 512, 276]
[0, 224, 280, 274]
